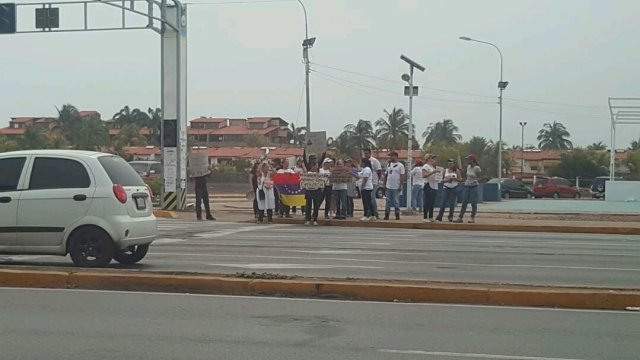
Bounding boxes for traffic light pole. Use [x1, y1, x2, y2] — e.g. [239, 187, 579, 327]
[1, 0, 189, 211]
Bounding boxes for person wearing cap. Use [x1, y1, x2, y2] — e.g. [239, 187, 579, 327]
[410, 160, 425, 212]
[454, 154, 482, 223]
[421, 154, 440, 222]
[320, 158, 334, 219]
[383, 150, 406, 220]
[436, 158, 462, 222]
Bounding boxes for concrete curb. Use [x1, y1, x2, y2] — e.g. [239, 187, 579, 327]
[260, 218, 640, 235]
[153, 210, 178, 219]
[0, 268, 638, 310]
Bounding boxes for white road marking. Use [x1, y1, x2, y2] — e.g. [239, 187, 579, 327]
[378, 349, 584, 360]
[207, 263, 381, 270]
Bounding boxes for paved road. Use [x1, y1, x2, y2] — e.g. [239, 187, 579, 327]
[1, 288, 637, 360]
[2, 219, 639, 288]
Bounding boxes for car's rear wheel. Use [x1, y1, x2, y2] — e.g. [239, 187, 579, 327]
[503, 191, 510, 200]
[113, 244, 149, 264]
[552, 192, 560, 199]
[527, 193, 533, 199]
[68, 227, 114, 268]
[574, 192, 581, 199]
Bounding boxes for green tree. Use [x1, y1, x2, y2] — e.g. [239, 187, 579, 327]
[333, 131, 360, 160]
[146, 107, 162, 146]
[375, 108, 409, 150]
[586, 141, 607, 151]
[73, 117, 109, 151]
[422, 119, 462, 147]
[113, 124, 148, 149]
[342, 119, 376, 150]
[0, 135, 18, 152]
[537, 121, 573, 150]
[549, 149, 608, 180]
[52, 104, 81, 142]
[630, 138, 640, 151]
[19, 125, 49, 150]
[626, 151, 640, 180]
[113, 106, 149, 129]
[289, 123, 307, 146]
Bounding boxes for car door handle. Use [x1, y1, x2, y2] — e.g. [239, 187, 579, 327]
[0, 196, 11, 204]
[73, 194, 87, 201]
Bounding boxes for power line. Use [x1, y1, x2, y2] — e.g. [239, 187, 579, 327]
[503, 103, 607, 119]
[311, 61, 610, 110]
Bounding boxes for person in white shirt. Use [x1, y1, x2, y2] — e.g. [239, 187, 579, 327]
[358, 158, 374, 221]
[436, 158, 462, 222]
[454, 154, 482, 223]
[383, 151, 406, 220]
[410, 160, 425, 212]
[421, 154, 440, 222]
[319, 158, 333, 219]
[363, 149, 382, 219]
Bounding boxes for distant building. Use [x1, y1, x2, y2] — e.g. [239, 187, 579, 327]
[508, 149, 630, 178]
[187, 117, 292, 146]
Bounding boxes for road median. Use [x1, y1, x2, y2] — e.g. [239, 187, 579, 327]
[0, 267, 638, 310]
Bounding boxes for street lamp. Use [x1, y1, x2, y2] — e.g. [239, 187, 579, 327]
[400, 54, 426, 212]
[519, 122, 527, 177]
[459, 36, 508, 178]
[298, 0, 315, 150]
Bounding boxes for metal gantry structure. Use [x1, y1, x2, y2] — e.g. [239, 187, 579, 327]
[608, 98, 640, 181]
[2, 0, 189, 210]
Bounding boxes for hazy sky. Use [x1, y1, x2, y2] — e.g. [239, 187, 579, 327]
[2, 0, 639, 148]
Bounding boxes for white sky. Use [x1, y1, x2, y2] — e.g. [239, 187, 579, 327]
[1, 0, 639, 148]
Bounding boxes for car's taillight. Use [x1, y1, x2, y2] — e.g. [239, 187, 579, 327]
[146, 184, 153, 199]
[113, 184, 128, 204]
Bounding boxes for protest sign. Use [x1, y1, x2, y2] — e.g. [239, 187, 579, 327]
[188, 151, 210, 178]
[329, 166, 354, 184]
[434, 166, 444, 182]
[300, 173, 329, 190]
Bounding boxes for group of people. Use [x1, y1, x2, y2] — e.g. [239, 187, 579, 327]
[412, 153, 481, 223]
[247, 149, 482, 225]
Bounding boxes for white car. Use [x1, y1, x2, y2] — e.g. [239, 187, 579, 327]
[0, 150, 156, 267]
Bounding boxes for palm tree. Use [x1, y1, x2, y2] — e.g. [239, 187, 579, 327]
[73, 117, 109, 151]
[422, 119, 462, 146]
[113, 106, 149, 129]
[146, 107, 162, 146]
[630, 138, 640, 151]
[334, 131, 360, 159]
[466, 136, 489, 158]
[289, 123, 307, 146]
[113, 124, 148, 150]
[586, 141, 607, 151]
[537, 121, 573, 150]
[375, 108, 409, 150]
[19, 125, 48, 150]
[342, 119, 376, 150]
[52, 104, 81, 142]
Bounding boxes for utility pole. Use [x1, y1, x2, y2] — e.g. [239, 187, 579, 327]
[298, 0, 315, 154]
[519, 122, 527, 177]
[400, 55, 426, 211]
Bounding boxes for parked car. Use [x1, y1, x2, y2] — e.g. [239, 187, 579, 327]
[129, 160, 162, 179]
[533, 176, 581, 199]
[589, 176, 624, 199]
[487, 178, 533, 199]
[0, 150, 156, 267]
[355, 184, 387, 199]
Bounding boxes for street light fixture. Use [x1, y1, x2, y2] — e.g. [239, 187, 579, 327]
[519, 122, 527, 176]
[400, 54, 425, 212]
[459, 36, 507, 178]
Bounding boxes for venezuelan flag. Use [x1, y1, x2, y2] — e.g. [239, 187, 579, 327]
[272, 172, 306, 207]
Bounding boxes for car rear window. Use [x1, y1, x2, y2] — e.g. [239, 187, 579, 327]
[99, 156, 145, 186]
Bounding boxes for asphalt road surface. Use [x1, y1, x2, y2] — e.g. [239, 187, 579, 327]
[1, 219, 639, 288]
[1, 288, 638, 360]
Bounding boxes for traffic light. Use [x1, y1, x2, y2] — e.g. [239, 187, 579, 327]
[162, 119, 177, 148]
[0, 3, 17, 34]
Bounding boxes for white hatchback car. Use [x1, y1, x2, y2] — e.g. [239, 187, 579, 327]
[0, 150, 156, 267]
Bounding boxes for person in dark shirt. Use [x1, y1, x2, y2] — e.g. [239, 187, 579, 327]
[194, 174, 215, 221]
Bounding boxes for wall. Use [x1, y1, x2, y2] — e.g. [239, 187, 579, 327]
[605, 181, 640, 202]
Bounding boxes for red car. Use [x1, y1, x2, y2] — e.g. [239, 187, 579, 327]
[533, 177, 581, 199]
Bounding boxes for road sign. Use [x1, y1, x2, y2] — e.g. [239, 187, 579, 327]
[35, 8, 60, 29]
[404, 86, 418, 96]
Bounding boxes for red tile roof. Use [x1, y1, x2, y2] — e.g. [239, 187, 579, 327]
[124, 146, 304, 159]
[109, 127, 153, 135]
[509, 150, 563, 161]
[79, 111, 100, 117]
[124, 146, 161, 156]
[191, 117, 228, 123]
[0, 128, 25, 135]
[188, 125, 281, 136]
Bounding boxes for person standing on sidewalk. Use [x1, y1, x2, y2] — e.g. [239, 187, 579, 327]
[249, 161, 260, 219]
[194, 174, 215, 221]
[346, 159, 359, 218]
[358, 159, 374, 221]
[363, 149, 382, 220]
[256, 162, 276, 224]
[383, 151, 405, 220]
[421, 154, 440, 222]
[276, 159, 295, 218]
[320, 158, 333, 219]
[436, 158, 462, 222]
[292, 159, 306, 216]
[304, 161, 323, 226]
[455, 154, 482, 224]
[331, 160, 349, 220]
[410, 160, 425, 212]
